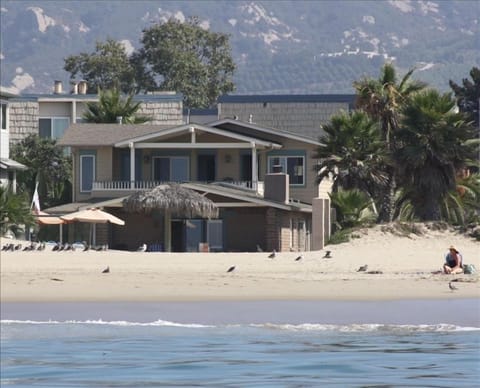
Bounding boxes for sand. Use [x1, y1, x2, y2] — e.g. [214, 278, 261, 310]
[1, 224, 479, 303]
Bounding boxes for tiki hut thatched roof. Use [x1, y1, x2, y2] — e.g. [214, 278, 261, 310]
[123, 184, 218, 219]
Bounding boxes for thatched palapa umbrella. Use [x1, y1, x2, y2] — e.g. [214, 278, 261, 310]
[123, 184, 218, 251]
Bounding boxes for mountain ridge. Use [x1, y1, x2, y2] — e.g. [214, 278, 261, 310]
[1, 0, 478, 95]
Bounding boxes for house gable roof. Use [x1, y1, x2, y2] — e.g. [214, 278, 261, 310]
[114, 123, 283, 149]
[208, 118, 323, 146]
[59, 120, 319, 149]
[183, 182, 312, 213]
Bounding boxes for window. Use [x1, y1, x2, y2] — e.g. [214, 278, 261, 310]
[153, 156, 189, 182]
[39, 117, 70, 139]
[268, 155, 305, 185]
[80, 155, 95, 192]
[1, 102, 7, 130]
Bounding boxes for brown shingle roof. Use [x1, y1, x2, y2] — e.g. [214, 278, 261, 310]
[58, 124, 175, 146]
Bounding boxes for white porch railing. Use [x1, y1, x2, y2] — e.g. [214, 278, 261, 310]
[92, 180, 264, 194]
[92, 180, 164, 191]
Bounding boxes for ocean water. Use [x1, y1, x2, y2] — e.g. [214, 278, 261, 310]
[1, 300, 479, 387]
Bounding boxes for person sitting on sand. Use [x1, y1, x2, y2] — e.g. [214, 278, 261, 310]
[443, 245, 463, 274]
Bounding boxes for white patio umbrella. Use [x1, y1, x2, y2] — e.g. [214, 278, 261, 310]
[36, 211, 65, 225]
[34, 210, 66, 243]
[61, 208, 125, 246]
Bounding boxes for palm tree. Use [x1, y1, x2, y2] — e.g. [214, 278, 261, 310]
[83, 88, 151, 124]
[329, 188, 376, 230]
[0, 185, 35, 236]
[314, 110, 387, 208]
[353, 63, 426, 222]
[394, 90, 479, 221]
[442, 173, 480, 225]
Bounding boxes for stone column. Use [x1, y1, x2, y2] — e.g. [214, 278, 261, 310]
[312, 198, 331, 250]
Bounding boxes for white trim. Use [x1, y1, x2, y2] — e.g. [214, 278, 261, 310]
[114, 123, 282, 149]
[215, 202, 263, 207]
[39, 116, 70, 139]
[133, 142, 273, 149]
[267, 155, 306, 186]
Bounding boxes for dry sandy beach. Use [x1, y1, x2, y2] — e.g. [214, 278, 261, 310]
[1, 224, 479, 303]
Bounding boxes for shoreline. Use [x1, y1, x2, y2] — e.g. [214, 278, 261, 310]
[2, 226, 479, 309]
[2, 299, 479, 326]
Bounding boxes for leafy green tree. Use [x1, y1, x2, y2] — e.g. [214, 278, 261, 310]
[64, 39, 141, 93]
[83, 88, 150, 123]
[314, 110, 387, 208]
[353, 63, 426, 222]
[0, 186, 35, 236]
[138, 17, 236, 108]
[449, 67, 480, 128]
[394, 90, 479, 221]
[10, 135, 72, 209]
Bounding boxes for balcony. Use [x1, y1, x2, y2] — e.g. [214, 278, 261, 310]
[91, 180, 264, 197]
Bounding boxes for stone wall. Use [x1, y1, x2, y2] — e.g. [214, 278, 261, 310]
[8, 101, 39, 144]
[138, 101, 184, 125]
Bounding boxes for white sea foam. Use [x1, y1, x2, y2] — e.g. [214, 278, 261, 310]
[2, 320, 478, 332]
[252, 322, 480, 332]
[0, 319, 213, 328]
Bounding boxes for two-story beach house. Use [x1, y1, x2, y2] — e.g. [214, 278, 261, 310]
[57, 118, 332, 253]
[0, 88, 26, 193]
[6, 81, 184, 145]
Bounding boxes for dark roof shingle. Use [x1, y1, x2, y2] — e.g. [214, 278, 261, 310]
[58, 124, 174, 146]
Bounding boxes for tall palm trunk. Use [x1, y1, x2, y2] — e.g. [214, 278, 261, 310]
[377, 170, 396, 223]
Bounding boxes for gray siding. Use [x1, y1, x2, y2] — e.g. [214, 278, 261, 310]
[219, 101, 351, 140]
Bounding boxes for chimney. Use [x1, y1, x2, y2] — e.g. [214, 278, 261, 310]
[264, 172, 289, 204]
[54, 80, 63, 94]
[70, 82, 78, 95]
[78, 80, 87, 94]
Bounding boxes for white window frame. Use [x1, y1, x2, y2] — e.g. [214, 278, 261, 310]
[39, 117, 70, 139]
[267, 155, 305, 186]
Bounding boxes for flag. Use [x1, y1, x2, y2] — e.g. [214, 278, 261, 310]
[32, 183, 41, 214]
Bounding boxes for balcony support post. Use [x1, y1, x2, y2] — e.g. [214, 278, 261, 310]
[251, 142, 258, 191]
[129, 142, 135, 189]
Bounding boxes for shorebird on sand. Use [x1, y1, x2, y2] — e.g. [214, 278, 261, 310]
[357, 264, 368, 272]
[449, 281, 458, 291]
[137, 243, 147, 252]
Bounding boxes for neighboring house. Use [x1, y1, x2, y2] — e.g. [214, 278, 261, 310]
[217, 94, 356, 141]
[0, 88, 26, 193]
[6, 80, 183, 144]
[56, 119, 332, 253]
